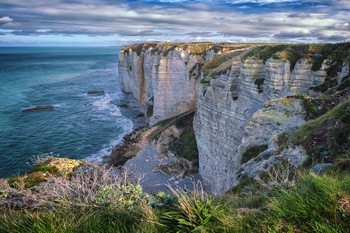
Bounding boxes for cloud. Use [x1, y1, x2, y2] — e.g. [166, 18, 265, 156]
[0, 0, 349, 44]
[0, 16, 13, 23]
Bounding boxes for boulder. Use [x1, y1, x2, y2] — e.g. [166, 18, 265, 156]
[87, 90, 105, 95]
[22, 105, 54, 112]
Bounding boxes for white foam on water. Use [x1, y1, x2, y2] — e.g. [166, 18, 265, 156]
[85, 117, 133, 163]
[53, 103, 66, 108]
[91, 93, 122, 116]
[85, 90, 134, 162]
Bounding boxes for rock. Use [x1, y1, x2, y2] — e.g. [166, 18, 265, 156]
[281, 146, 309, 167]
[87, 90, 105, 95]
[22, 105, 54, 112]
[118, 43, 244, 125]
[312, 163, 335, 174]
[119, 43, 349, 195]
[194, 58, 327, 194]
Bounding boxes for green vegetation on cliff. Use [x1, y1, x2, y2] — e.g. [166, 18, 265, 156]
[201, 49, 248, 83]
[1, 162, 350, 232]
[244, 42, 350, 73]
[290, 99, 350, 165]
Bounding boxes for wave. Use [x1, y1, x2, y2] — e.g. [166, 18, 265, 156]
[85, 117, 133, 163]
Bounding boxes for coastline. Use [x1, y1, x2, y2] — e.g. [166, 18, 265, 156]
[104, 92, 199, 194]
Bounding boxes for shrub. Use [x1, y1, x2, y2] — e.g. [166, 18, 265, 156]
[95, 184, 149, 210]
[161, 184, 219, 232]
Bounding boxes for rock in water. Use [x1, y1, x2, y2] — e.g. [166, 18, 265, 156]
[87, 90, 105, 95]
[23, 105, 54, 112]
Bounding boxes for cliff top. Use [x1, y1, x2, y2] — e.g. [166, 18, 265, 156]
[200, 42, 350, 81]
[121, 42, 256, 56]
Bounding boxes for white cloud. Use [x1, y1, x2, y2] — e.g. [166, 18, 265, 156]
[0, 16, 13, 24]
[0, 0, 349, 43]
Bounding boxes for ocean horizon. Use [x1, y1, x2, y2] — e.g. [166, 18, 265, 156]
[0, 46, 133, 178]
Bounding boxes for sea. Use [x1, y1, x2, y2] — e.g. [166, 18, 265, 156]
[0, 47, 134, 178]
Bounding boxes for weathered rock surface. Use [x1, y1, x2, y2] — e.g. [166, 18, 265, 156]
[87, 90, 105, 95]
[194, 58, 331, 194]
[236, 98, 308, 182]
[118, 43, 249, 125]
[118, 43, 350, 195]
[22, 105, 54, 112]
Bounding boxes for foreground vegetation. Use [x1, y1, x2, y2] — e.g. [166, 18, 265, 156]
[1, 161, 350, 232]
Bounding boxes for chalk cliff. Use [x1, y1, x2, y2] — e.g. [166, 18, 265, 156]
[118, 43, 251, 125]
[118, 43, 350, 194]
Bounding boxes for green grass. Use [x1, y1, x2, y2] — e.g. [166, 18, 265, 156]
[245, 44, 288, 62]
[2, 172, 350, 232]
[290, 99, 350, 164]
[0, 206, 156, 233]
[241, 144, 268, 164]
[244, 42, 350, 74]
[268, 173, 350, 232]
[201, 49, 247, 82]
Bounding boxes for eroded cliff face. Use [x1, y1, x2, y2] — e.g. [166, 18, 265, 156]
[195, 54, 350, 194]
[118, 43, 250, 125]
[118, 43, 350, 195]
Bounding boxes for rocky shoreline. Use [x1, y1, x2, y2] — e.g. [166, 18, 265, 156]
[104, 92, 199, 194]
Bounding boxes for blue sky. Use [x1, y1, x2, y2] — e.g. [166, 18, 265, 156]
[0, 0, 349, 46]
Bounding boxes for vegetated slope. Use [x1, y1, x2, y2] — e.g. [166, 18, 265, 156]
[1, 159, 350, 232]
[195, 42, 350, 194]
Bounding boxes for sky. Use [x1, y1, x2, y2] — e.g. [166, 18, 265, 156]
[0, 0, 349, 46]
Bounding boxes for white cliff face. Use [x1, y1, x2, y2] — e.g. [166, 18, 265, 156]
[119, 46, 206, 125]
[194, 58, 328, 194]
[118, 43, 349, 195]
[149, 50, 203, 125]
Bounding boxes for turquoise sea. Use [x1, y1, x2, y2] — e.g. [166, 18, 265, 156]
[0, 47, 133, 178]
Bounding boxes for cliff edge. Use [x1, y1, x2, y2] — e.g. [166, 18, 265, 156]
[118, 42, 350, 194]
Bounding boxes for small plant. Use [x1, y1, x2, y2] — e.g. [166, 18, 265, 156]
[95, 183, 149, 210]
[258, 162, 300, 191]
[0, 179, 9, 198]
[150, 191, 175, 208]
[161, 183, 218, 232]
[26, 152, 60, 167]
[241, 144, 268, 164]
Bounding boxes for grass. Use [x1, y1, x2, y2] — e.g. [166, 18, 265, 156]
[168, 112, 198, 162]
[149, 42, 215, 56]
[7, 158, 84, 188]
[169, 129, 198, 162]
[290, 99, 350, 164]
[245, 44, 288, 62]
[267, 173, 350, 232]
[0, 206, 155, 233]
[241, 144, 268, 164]
[2, 169, 350, 232]
[201, 49, 247, 81]
[244, 42, 350, 74]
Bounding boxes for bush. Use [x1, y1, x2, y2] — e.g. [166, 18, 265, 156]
[161, 184, 220, 233]
[95, 183, 149, 210]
